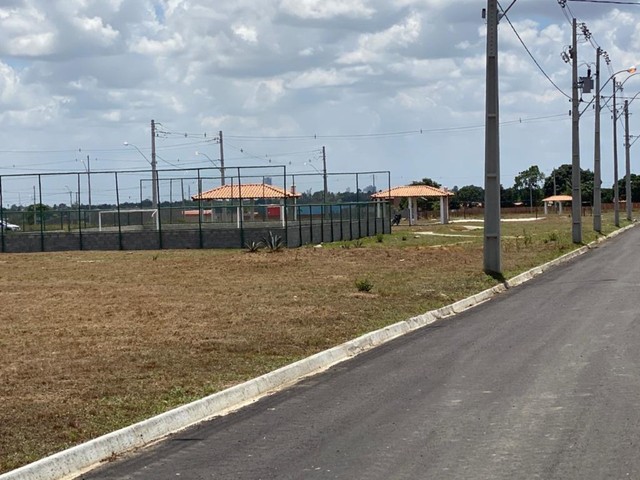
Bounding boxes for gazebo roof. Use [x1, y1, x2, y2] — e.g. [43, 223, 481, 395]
[543, 195, 572, 202]
[192, 183, 301, 201]
[371, 185, 453, 199]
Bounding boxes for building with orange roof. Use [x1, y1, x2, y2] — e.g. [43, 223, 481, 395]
[191, 183, 301, 227]
[371, 185, 453, 225]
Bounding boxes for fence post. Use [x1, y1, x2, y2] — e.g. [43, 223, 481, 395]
[197, 170, 203, 248]
[77, 173, 83, 250]
[0, 176, 5, 253]
[298, 205, 303, 247]
[38, 174, 44, 252]
[320, 203, 324, 243]
[115, 172, 123, 250]
[309, 205, 313, 244]
[157, 174, 163, 249]
[330, 204, 334, 242]
[238, 168, 244, 248]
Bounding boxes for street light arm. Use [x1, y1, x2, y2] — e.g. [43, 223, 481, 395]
[581, 67, 637, 117]
[124, 142, 152, 165]
[195, 151, 219, 167]
[600, 70, 639, 112]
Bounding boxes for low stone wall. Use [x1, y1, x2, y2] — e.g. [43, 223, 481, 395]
[0, 219, 391, 254]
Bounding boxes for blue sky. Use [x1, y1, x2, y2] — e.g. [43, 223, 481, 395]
[1, 0, 640, 206]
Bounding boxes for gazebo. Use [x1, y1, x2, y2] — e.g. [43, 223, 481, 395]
[372, 185, 453, 225]
[542, 194, 572, 214]
[191, 183, 301, 227]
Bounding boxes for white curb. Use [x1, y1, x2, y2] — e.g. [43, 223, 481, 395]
[2, 222, 636, 480]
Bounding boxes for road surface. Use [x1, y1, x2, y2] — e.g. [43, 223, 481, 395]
[83, 226, 640, 479]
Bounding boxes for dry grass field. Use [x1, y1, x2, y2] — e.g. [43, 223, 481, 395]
[0, 214, 629, 473]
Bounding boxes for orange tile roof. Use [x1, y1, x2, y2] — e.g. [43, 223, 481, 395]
[543, 195, 572, 202]
[371, 185, 453, 199]
[192, 183, 301, 200]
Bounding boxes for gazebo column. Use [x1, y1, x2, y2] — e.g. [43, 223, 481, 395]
[559, 202, 563, 214]
[408, 197, 415, 225]
[439, 196, 450, 224]
[544, 202, 548, 215]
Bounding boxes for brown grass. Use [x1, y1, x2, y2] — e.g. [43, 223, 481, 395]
[0, 213, 629, 472]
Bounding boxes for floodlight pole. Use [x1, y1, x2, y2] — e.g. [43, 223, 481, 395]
[484, 0, 501, 275]
[151, 119, 159, 211]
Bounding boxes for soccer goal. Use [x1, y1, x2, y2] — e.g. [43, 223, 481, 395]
[98, 209, 159, 231]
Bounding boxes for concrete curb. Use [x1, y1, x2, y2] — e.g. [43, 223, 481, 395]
[3, 222, 636, 480]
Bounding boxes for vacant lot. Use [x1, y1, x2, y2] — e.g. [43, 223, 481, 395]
[0, 214, 628, 472]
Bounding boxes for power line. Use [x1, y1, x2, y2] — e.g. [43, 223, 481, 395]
[569, 0, 640, 4]
[499, 5, 571, 99]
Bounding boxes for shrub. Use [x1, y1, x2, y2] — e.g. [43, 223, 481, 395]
[262, 231, 284, 252]
[244, 241, 263, 252]
[352, 239, 364, 248]
[376, 233, 384, 243]
[355, 278, 373, 292]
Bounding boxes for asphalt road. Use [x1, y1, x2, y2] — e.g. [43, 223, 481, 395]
[82, 226, 640, 480]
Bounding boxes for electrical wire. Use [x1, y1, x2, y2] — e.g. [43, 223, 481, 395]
[499, 5, 571, 99]
[569, 0, 640, 4]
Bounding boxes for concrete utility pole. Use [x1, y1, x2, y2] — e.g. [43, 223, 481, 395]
[151, 119, 159, 210]
[624, 100, 633, 221]
[484, 0, 501, 275]
[612, 80, 620, 227]
[593, 48, 602, 233]
[322, 146, 328, 204]
[571, 18, 582, 244]
[219, 130, 226, 185]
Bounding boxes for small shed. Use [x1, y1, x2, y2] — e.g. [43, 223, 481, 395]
[543, 194, 572, 214]
[191, 183, 301, 227]
[372, 185, 453, 225]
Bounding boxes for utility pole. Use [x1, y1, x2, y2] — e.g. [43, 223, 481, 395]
[151, 119, 159, 210]
[571, 18, 582, 243]
[613, 80, 620, 227]
[624, 100, 633, 221]
[322, 146, 328, 204]
[484, 0, 501, 275]
[219, 130, 226, 185]
[593, 48, 602, 232]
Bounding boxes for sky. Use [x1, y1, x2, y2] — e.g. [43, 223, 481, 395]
[2, 0, 640, 207]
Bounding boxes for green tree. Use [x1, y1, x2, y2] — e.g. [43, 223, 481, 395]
[456, 185, 484, 207]
[543, 164, 594, 202]
[514, 165, 545, 208]
[616, 173, 640, 202]
[25, 204, 51, 225]
[409, 177, 443, 212]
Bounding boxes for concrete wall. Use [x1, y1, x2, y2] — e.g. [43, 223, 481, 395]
[0, 218, 391, 254]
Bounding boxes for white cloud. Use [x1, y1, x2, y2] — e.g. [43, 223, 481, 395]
[129, 33, 185, 55]
[338, 12, 422, 64]
[279, 0, 375, 20]
[233, 24, 258, 44]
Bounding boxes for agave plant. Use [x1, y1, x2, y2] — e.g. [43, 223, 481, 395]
[262, 231, 284, 252]
[244, 240, 264, 253]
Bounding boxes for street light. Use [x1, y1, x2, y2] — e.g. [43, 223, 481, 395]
[195, 151, 224, 186]
[64, 185, 73, 207]
[622, 89, 640, 221]
[586, 65, 636, 230]
[124, 141, 158, 210]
